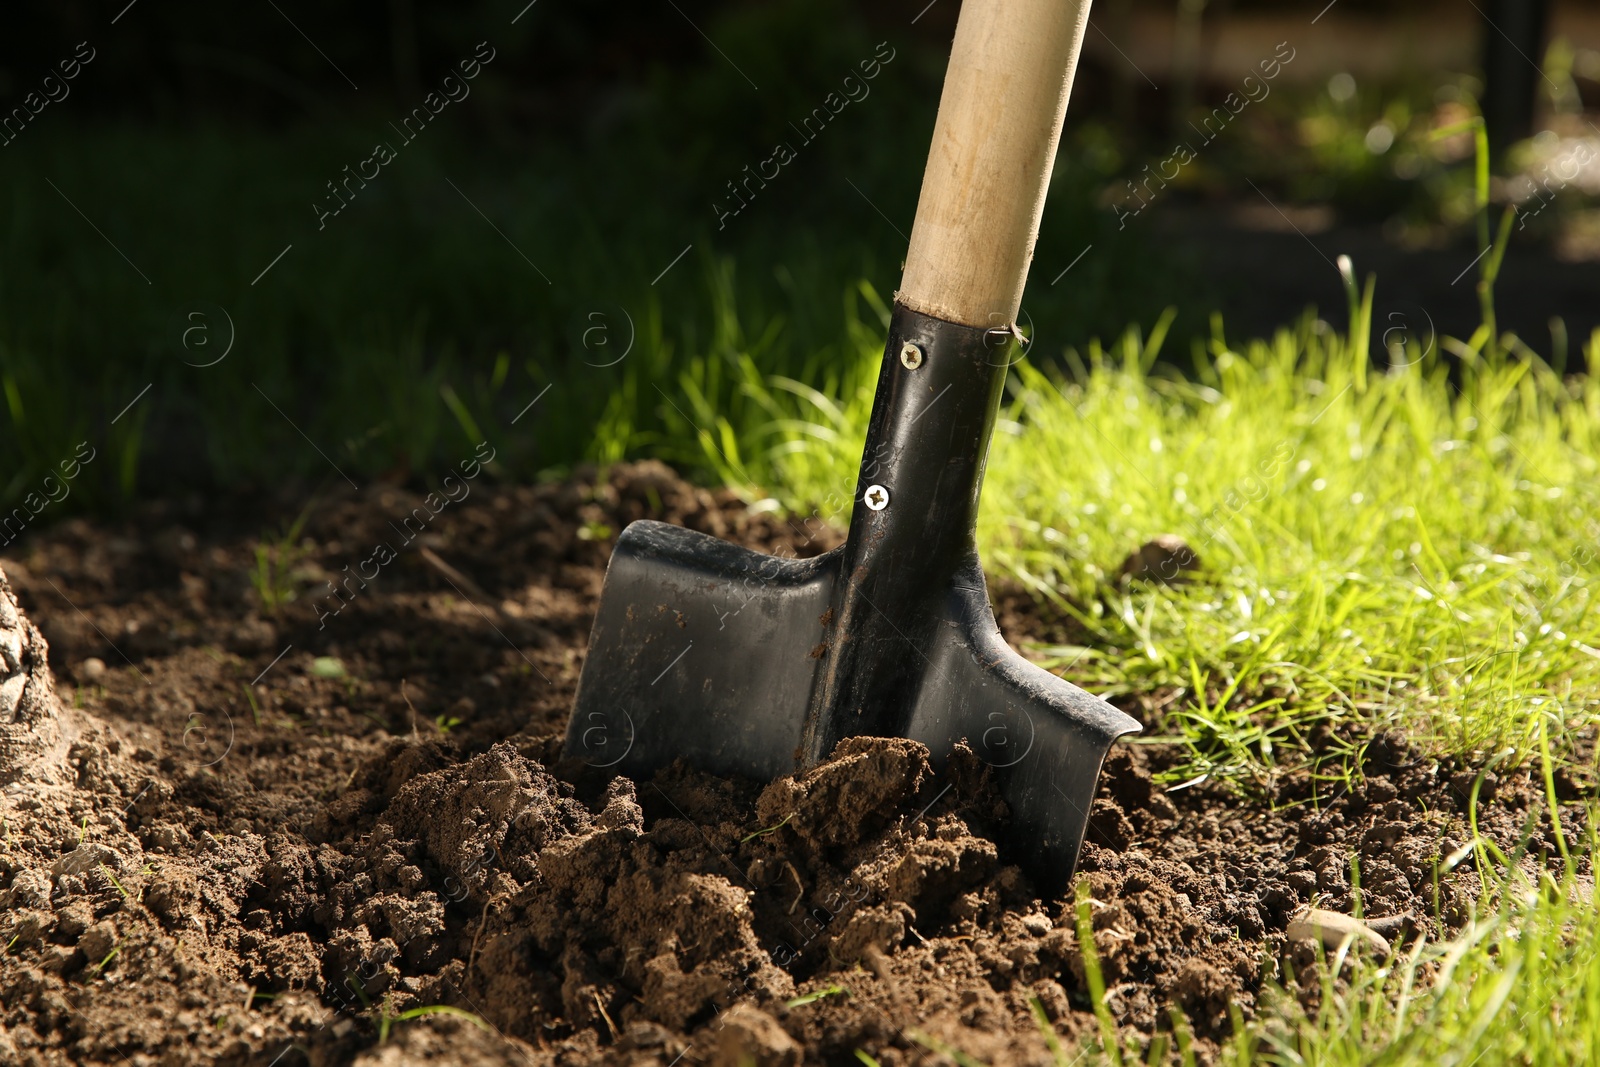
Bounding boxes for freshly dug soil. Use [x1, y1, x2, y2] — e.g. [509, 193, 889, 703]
[0, 463, 1589, 1066]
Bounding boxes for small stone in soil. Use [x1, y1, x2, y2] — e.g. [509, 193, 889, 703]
[1286, 907, 1391, 956]
[1020, 913, 1053, 935]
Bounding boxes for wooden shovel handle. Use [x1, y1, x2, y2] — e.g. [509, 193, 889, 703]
[897, 0, 1094, 329]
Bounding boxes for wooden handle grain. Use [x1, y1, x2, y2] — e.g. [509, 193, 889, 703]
[897, 0, 1093, 328]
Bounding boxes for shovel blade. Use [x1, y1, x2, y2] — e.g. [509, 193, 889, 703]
[566, 521, 1140, 892]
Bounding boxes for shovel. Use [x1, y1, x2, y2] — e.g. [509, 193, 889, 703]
[565, 0, 1139, 892]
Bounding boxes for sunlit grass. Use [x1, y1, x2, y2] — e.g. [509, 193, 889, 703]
[989, 312, 1600, 780]
[697, 277, 1600, 780]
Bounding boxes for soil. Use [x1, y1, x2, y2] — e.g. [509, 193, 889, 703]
[0, 462, 1591, 1066]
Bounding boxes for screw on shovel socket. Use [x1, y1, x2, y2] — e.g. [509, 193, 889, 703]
[899, 342, 924, 369]
[563, 304, 1140, 894]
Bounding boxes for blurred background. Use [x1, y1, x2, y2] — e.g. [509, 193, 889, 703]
[4, 0, 1599, 510]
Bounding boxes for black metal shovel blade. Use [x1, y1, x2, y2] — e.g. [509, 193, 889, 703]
[567, 529, 1138, 887]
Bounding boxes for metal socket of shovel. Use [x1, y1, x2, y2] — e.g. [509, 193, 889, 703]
[565, 0, 1140, 892]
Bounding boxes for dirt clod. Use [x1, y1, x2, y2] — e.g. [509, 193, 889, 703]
[714, 1004, 802, 1067]
[1117, 534, 1201, 584]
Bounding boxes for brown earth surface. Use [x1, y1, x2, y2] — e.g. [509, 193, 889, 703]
[0, 462, 1589, 1066]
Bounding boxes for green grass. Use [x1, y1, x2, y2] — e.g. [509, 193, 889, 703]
[375, 1003, 491, 1044]
[1076, 881, 1128, 1067]
[250, 505, 314, 614]
[785, 984, 849, 1009]
[706, 274, 1600, 785]
[1002, 311, 1600, 777]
